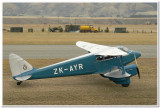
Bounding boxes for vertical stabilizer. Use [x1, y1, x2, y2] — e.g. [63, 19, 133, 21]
[9, 53, 33, 77]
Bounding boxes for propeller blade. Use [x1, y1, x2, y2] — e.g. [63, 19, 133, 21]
[134, 54, 140, 79]
[134, 54, 138, 66]
[137, 67, 140, 79]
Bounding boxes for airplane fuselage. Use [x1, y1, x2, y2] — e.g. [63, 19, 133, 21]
[13, 50, 139, 80]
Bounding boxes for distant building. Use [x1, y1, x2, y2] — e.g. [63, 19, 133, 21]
[10, 27, 23, 32]
[114, 27, 127, 33]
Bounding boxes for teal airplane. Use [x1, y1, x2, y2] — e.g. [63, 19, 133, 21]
[9, 41, 141, 87]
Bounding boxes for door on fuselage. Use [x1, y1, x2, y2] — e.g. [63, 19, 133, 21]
[94, 55, 119, 73]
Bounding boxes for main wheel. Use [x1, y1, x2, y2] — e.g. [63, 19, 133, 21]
[122, 84, 129, 87]
[17, 81, 22, 85]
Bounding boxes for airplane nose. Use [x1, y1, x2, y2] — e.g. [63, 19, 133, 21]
[128, 50, 141, 59]
[134, 51, 141, 59]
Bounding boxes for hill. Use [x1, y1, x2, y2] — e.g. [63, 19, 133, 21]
[3, 3, 157, 17]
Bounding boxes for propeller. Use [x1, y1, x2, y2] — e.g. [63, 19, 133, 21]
[134, 54, 140, 79]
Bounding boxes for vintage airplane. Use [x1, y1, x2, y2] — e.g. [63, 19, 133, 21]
[9, 41, 141, 87]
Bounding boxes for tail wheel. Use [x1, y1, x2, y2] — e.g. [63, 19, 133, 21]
[122, 84, 129, 87]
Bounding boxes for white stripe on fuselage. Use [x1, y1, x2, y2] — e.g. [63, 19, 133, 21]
[39, 53, 94, 70]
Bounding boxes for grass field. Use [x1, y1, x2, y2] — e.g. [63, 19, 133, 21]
[3, 32, 157, 45]
[3, 24, 157, 45]
[3, 58, 157, 105]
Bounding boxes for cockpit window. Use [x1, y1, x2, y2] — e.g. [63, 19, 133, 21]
[96, 56, 104, 60]
[116, 46, 129, 52]
[104, 56, 114, 59]
[96, 55, 114, 61]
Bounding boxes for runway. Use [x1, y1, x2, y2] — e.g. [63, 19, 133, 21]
[3, 45, 157, 59]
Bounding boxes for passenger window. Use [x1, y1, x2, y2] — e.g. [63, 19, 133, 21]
[96, 56, 114, 61]
[96, 56, 104, 61]
[104, 56, 114, 60]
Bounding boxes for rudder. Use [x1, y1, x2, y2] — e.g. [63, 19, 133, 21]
[9, 53, 33, 77]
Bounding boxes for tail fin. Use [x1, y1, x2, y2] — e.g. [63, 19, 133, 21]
[9, 53, 33, 78]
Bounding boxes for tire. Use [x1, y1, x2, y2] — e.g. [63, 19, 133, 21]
[122, 84, 129, 87]
[100, 74, 105, 77]
[17, 81, 22, 85]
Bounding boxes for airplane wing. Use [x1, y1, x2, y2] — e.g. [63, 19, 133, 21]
[76, 41, 128, 56]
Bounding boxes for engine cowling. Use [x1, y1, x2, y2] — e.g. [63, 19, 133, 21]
[100, 64, 138, 78]
[100, 64, 138, 87]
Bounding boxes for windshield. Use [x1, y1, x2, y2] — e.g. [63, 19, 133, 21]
[116, 46, 129, 52]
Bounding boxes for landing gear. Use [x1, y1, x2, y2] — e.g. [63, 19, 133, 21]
[122, 84, 129, 87]
[17, 81, 23, 85]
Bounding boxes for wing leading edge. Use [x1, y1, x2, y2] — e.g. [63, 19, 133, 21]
[76, 41, 128, 56]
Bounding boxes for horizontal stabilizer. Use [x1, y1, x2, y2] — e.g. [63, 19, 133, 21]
[15, 75, 31, 81]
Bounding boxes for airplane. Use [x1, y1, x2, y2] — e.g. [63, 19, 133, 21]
[9, 41, 141, 87]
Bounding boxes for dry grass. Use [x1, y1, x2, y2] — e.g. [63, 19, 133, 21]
[3, 32, 157, 45]
[3, 24, 157, 45]
[3, 58, 157, 105]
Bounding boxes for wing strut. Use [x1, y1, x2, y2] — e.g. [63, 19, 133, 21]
[119, 56, 125, 75]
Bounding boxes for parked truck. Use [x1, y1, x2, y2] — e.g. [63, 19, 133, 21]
[65, 25, 80, 32]
[80, 25, 98, 32]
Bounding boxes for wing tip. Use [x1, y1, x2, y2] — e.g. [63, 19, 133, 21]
[76, 41, 85, 46]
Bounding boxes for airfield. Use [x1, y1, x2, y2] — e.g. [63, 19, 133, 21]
[3, 45, 157, 59]
[3, 23, 157, 105]
[3, 58, 157, 105]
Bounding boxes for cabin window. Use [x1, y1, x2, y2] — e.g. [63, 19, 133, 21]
[96, 55, 114, 61]
[96, 56, 104, 61]
[104, 56, 114, 60]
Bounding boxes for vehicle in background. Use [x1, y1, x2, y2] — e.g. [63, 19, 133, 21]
[65, 25, 80, 32]
[80, 25, 98, 32]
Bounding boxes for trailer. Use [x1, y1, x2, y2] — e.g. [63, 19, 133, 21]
[10, 27, 23, 32]
[114, 27, 127, 33]
[65, 25, 80, 32]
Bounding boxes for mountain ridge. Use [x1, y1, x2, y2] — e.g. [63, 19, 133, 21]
[3, 3, 157, 17]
